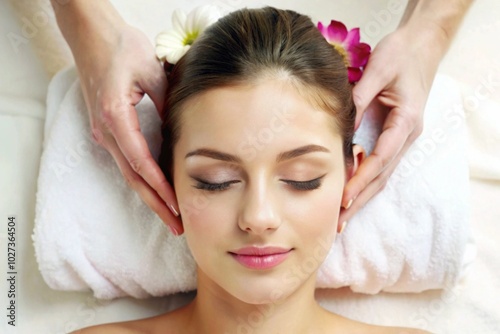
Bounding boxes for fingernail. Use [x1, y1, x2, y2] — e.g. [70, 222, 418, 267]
[339, 221, 347, 234]
[169, 226, 179, 236]
[167, 203, 179, 217]
[344, 199, 353, 210]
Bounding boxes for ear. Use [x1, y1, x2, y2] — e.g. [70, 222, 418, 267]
[346, 144, 366, 181]
[337, 144, 365, 234]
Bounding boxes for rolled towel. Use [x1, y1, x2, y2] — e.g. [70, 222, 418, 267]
[33, 67, 473, 299]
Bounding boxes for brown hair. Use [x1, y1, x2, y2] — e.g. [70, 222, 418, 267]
[159, 7, 355, 184]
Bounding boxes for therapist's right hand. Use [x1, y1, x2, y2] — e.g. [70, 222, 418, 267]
[51, 0, 182, 235]
[81, 26, 182, 235]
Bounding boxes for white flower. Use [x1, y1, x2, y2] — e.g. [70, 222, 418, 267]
[155, 5, 222, 64]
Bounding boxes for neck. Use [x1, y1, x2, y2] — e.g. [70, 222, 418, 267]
[182, 269, 330, 334]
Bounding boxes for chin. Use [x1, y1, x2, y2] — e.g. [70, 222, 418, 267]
[223, 272, 300, 305]
[231, 288, 286, 305]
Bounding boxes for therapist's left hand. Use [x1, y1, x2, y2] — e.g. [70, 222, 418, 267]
[338, 22, 445, 224]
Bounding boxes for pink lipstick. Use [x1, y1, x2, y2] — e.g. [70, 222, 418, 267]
[229, 246, 292, 270]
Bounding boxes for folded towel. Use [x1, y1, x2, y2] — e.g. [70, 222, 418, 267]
[33, 67, 473, 299]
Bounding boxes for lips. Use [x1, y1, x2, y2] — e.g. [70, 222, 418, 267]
[229, 246, 292, 270]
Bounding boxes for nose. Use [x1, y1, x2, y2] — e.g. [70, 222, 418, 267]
[238, 180, 282, 234]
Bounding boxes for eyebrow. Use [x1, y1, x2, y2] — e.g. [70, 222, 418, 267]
[185, 144, 330, 163]
[185, 148, 242, 163]
[276, 144, 331, 162]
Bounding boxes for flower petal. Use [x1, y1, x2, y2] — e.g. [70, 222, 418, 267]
[172, 8, 187, 34]
[168, 45, 191, 64]
[317, 18, 372, 83]
[156, 30, 184, 47]
[156, 30, 185, 45]
[318, 21, 328, 38]
[191, 5, 221, 31]
[327, 20, 348, 43]
[185, 7, 199, 35]
[156, 5, 222, 64]
[347, 42, 371, 67]
[343, 28, 360, 49]
[155, 30, 186, 61]
[348, 67, 363, 83]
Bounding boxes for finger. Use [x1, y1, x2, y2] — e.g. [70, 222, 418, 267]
[104, 134, 184, 234]
[338, 173, 383, 225]
[141, 61, 168, 117]
[102, 102, 180, 219]
[352, 60, 389, 129]
[338, 134, 413, 223]
[342, 109, 415, 208]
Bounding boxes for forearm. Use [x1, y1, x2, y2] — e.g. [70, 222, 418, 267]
[399, 0, 474, 56]
[50, 0, 125, 53]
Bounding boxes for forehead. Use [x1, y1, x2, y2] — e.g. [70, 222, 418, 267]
[175, 79, 343, 161]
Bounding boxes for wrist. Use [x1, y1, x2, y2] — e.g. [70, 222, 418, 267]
[402, 19, 450, 63]
[51, 0, 126, 53]
[398, 0, 473, 60]
[388, 22, 444, 92]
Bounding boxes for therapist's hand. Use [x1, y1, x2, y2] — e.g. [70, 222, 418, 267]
[80, 26, 182, 235]
[339, 28, 433, 223]
[51, 0, 182, 235]
[339, 0, 473, 224]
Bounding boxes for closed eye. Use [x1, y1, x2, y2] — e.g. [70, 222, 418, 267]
[281, 174, 326, 191]
[192, 178, 240, 192]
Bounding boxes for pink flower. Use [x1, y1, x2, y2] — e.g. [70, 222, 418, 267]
[318, 20, 371, 83]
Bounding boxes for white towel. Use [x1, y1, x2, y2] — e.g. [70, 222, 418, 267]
[33, 67, 473, 299]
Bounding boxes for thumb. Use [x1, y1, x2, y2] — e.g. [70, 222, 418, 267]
[142, 66, 168, 118]
[352, 62, 387, 129]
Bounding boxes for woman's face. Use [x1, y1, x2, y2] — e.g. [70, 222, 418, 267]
[172, 78, 347, 304]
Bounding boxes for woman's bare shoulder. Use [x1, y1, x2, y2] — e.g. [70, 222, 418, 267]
[327, 311, 431, 334]
[70, 322, 148, 334]
[70, 325, 140, 334]
[375, 326, 432, 334]
[69, 315, 165, 334]
[349, 321, 432, 334]
[339, 323, 431, 334]
[69, 307, 187, 334]
[394, 328, 432, 334]
[354, 323, 432, 334]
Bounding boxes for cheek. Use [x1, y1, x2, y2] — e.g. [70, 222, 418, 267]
[283, 178, 343, 256]
[177, 187, 238, 259]
[285, 180, 343, 230]
[178, 187, 237, 228]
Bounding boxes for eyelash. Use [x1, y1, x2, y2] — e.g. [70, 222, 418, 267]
[193, 179, 239, 192]
[192, 175, 325, 192]
[286, 175, 324, 191]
